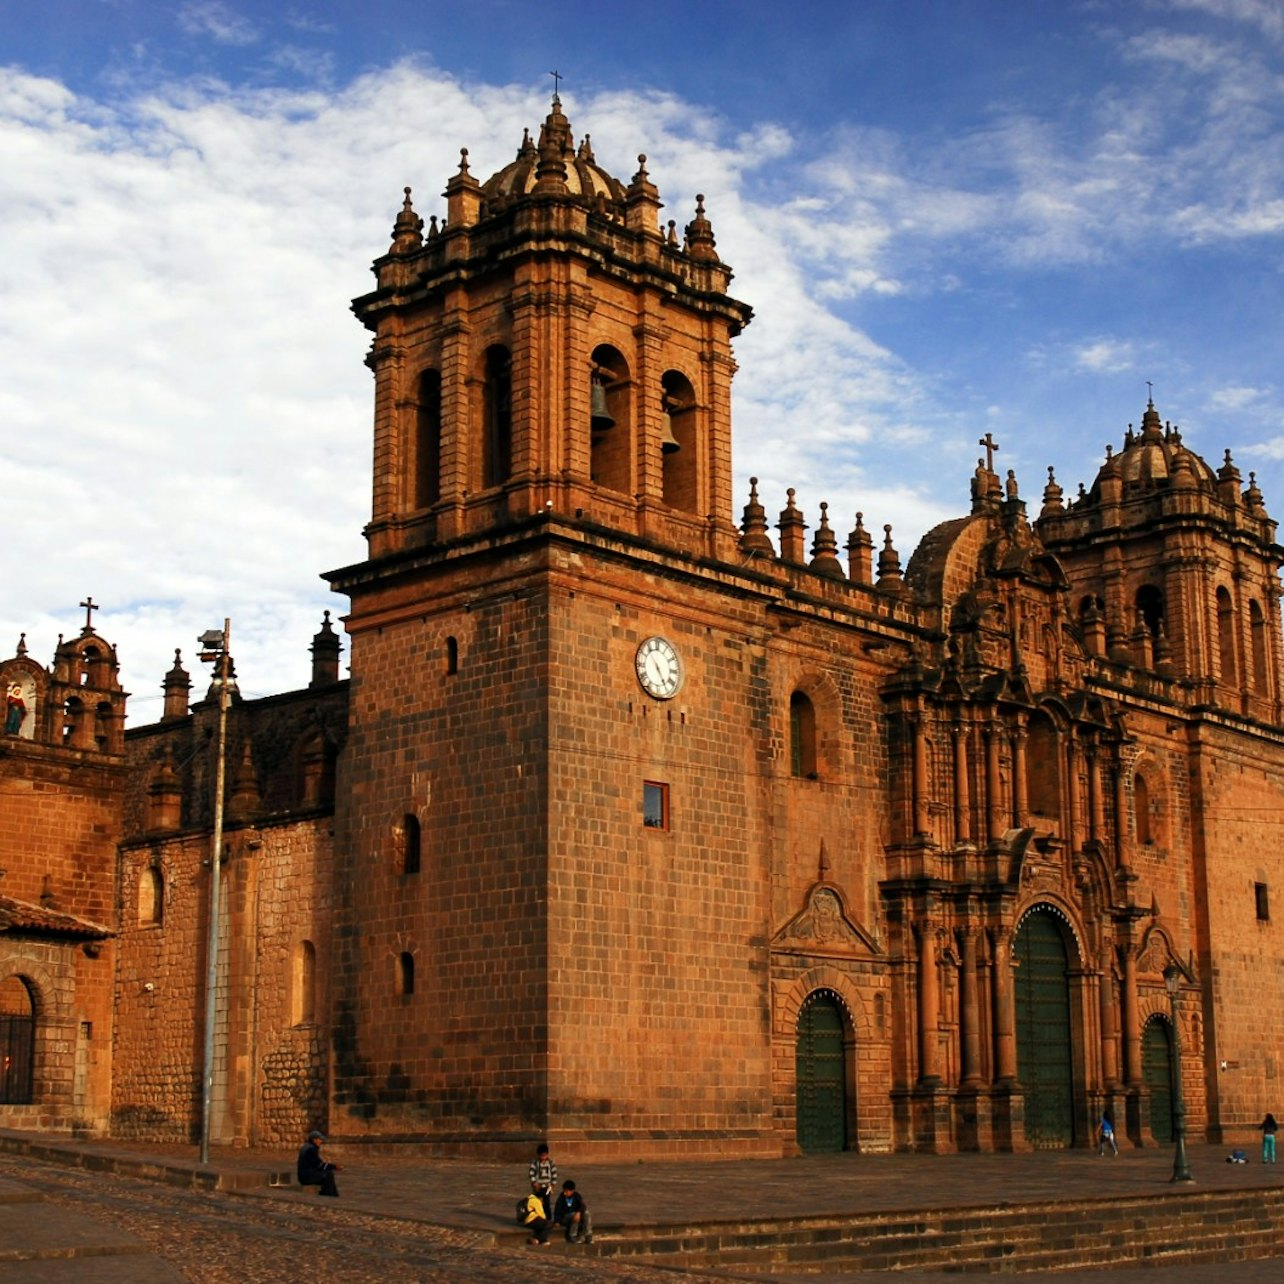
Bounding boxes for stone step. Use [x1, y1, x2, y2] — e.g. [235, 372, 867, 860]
[579, 1187, 1284, 1274]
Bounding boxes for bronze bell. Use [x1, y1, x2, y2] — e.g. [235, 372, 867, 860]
[660, 415, 681, 454]
[590, 379, 615, 432]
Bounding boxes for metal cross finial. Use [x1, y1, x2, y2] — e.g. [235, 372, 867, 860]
[550, 69, 562, 99]
[978, 432, 1000, 472]
[1146, 379, 1154, 404]
[79, 596, 98, 631]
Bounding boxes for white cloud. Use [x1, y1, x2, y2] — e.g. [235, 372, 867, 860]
[1076, 339, 1137, 374]
[177, 2, 260, 48]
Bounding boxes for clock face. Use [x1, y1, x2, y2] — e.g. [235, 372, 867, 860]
[635, 635, 683, 699]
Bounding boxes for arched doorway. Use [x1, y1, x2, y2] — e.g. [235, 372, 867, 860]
[0, 975, 35, 1104]
[796, 989, 848, 1153]
[1013, 909, 1075, 1147]
[1142, 1017, 1174, 1143]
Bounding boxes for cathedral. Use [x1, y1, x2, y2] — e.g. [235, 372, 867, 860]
[2, 96, 1283, 1159]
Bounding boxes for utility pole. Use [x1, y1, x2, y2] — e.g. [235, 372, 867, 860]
[198, 620, 231, 1166]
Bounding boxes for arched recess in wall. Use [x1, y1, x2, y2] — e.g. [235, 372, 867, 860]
[295, 729, 335, 809]
[396, 952, 415, 997]
[480, 344, 512, 490]
[1250, 599, 1269, 693]
[1217, 586, 1238, 686]
[1133, 772, 1152, 845]
[292, 940, 316, 1026]
[414, 368, 442, 509]
[790, 691, 818, 779]
[1136, 584, 1164, 642]
[138, 863, 164, 926]
[660, 369, 698, 513]
[401, 813, 421, 875]
[0, 974, 36, 1104]
[1025, 710, 1061, 823]
[589, 344, 631, 494]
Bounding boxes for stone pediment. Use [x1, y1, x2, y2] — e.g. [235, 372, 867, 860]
[773, 884, 882, 958]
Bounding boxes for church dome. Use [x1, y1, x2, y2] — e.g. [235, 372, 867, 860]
[1090, 400, 1216, 496]
[480, 96, 628, 216]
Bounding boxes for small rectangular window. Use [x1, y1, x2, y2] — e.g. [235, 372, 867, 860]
[643, 781, 669, 831]
[1256, 882, 1270, 922]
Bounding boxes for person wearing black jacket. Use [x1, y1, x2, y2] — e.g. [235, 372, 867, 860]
[553, 1179, 593, 1244]
[297, 1129, 341, 1197]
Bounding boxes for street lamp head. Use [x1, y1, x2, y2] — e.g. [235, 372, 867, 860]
[1164, 963, 1181, 996]
[198, 628, 225, 650]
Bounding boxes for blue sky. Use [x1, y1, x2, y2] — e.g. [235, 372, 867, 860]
[5, 0, 1284, 709]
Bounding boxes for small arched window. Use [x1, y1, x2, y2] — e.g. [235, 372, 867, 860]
[138, 865, 164, 926]
[790, 691, 817, 779]
[293, 940, 317, 1025]
[445, 636, 458, 675]
[1250, 599, 1269, 693]
[1217, 586, 1238, 686]
[397, 952, 415, 997]
[402, 813, 421, 875]
[1134, 773, 1152, 846]
[415, 368, 442, 509]
[482, 345, 512, 489]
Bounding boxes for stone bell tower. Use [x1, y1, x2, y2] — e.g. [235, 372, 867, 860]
[327, 98, 759, 1154]
[352, 93, 752, 564]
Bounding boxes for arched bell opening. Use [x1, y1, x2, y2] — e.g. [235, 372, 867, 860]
[589, 345, 631, 494]
[660, 369, 698, 513]
[480, 345, 512, 491]
[414, 368, 442, 509]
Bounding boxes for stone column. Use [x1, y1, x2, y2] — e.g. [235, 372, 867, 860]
[917, 922, 941, 1083]
[1121, 943, 1141, 1086]
[1011, 723, 1028, 826]
[953, 721, 971, 845]
[913, 717, 930, 839]
[986, 727, 1003, 842]
[959, 927, 983, 1086]
[1099, 951, 1121, 1088]
[992, 925, 1017, 1084]
[1088, 748, 1104, 843]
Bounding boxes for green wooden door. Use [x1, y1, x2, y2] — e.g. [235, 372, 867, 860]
[796, 991, 847, 1153]
[1143, 1019, 1174, 1143]
[1014, 911, 1075, 1148]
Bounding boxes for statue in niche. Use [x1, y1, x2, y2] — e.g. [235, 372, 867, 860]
[5, 683, 26, 734]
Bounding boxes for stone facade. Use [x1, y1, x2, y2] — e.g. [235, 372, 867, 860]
[3, 97, 1284, 1159]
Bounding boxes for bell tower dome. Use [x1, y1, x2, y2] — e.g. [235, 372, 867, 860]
[350, 95, 752, 564]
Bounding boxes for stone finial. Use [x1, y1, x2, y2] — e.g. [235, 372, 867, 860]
[846, 512, 874, 586]
[1246, 471, 1266, 514]
[310, 610, 342, 687]
[809, 502, 845, 579]
[390, 186, 424, 254]
[777, 488, 807, 564]
[877, 524, 903, 591]
[15, 632, 26, 657]
[739, 477, 775, 557]
[445, 146, 482, 227]
[162, 648, 192, 722]
[685, 194, 719, 263]
[626, 153, 663, 234]
[1041, 465, 1064, 517]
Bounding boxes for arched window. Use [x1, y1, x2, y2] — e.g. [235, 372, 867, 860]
[138, 864, 163, 926]
[1250, 599, 1269, 692]
[396, 952, 415, 997]
[1026, 712, 1061, 820]
[482, 345, 512, 489]
[401, 813, 421, 875]
[1136, 585, 1164, 640]
[292, 940, 316, 1025]
[415, 368, 442, 509]
[0, 975, 35, 1104]
[790, 691, 817, 779]
[660, 370, 698, 513]
[589, 345, 630, 494]
[1134, 773, 1152, 845]
[1217, 586, 1238, 686]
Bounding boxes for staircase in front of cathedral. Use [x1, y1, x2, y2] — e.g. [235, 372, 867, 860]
[568, 1185, 1284, 1274]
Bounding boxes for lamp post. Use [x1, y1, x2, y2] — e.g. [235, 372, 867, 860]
[1164, 963, 1194, 1184]
[197, 620, 232, 1166]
